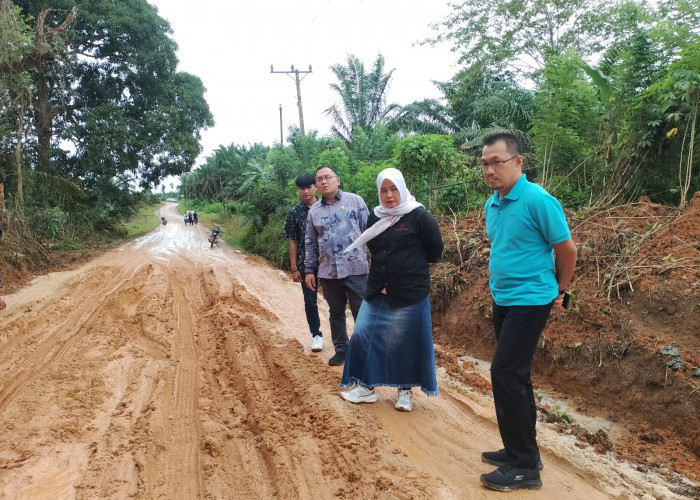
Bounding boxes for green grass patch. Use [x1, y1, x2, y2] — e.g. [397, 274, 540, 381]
[125, 202, 164, 238]
[195, 213, 249, 248]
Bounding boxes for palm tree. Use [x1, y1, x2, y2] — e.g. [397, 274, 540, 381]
[396, 71, 535, 150]
[235, 159, 274, 197]
[324, 53, 401, 144]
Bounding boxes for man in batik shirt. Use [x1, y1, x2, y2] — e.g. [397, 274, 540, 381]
[304, 166, 369, 366]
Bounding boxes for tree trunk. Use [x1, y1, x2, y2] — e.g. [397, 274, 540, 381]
[0, 182, 5, 217]
[15, 101, 25, 209]
[681, 99, 698, 208]
[220, 176, 225, 211]
[35, 72, 53, 173]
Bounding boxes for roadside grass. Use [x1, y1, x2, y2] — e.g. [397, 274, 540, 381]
[177, 200, 250, 248]
[196, 213, 249, 248]
[125, 202, 164, 238]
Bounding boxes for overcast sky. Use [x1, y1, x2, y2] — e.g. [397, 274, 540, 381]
[148, 0, 459, 167]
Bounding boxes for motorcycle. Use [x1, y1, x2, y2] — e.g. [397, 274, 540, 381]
[161, 216, 167, 225]
[208, 227, 222, 248]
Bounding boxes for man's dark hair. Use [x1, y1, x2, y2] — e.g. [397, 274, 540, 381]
[483, 132, 523, 155]
[315, 165, 337, 175]
[295, 173, 316, 188]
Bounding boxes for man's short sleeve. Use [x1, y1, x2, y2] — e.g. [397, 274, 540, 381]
[530, 194, 571, 245]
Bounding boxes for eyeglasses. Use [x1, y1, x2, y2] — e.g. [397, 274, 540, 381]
[480, 156, 517, 169]
[315, 175, 337, 183]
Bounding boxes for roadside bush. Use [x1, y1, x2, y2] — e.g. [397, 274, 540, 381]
[439, 166, 490, 214]
[318, 147, 351, 190]
[93, 213, 128, 237]
[181, 199, 223, 215]
[239, 207, 289, 268]
[548, 174, 590, 209]
[244, 182, 287, 227]
[353, 161, 395, 208]
[223, 201, 241, 214]
[42, 207, 67, 241]
[394, 134, 463, 213]
[135, 190, 161, 207]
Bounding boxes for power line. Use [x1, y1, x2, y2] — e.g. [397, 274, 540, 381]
[305, 0, 334, 30]
[333, 0, 367, 29]
[365, 0, 393, 23]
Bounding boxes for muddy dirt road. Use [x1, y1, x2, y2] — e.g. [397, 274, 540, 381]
[0, 203, 690, 499]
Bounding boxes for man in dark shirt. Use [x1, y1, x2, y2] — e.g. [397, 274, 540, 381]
[284, 173, 323, 352]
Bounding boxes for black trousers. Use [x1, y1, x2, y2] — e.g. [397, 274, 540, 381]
[299, 272, 321, 338]
[319, 275, 367, 353]
[491, 301, 553, 469]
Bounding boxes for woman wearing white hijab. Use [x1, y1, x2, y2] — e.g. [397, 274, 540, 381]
[340, 168, 443, 411]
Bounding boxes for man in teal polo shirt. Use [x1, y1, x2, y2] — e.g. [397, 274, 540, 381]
[479, 133, 577, 492]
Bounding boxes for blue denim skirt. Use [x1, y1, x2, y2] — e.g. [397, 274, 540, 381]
[340, 294, 438, 396]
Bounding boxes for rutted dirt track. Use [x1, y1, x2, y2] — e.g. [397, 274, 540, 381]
[0, 203, 692, 499]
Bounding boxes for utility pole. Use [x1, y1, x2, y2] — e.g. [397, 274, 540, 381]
[271, 64, 312, 136]
[279, 104, 283, 145]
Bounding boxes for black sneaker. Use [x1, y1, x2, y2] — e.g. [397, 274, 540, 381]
[480, 464, 542, 491]
[328, 352, 346, 366]
[481, 448, 544, 471]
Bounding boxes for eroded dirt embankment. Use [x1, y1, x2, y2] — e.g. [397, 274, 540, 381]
[433, 194, 700, 488]
[0, 203, 694, 499]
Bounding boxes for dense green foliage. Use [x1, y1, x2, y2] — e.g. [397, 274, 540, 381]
[411, 0, 700, 207]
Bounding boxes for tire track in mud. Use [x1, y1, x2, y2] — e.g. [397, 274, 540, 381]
[163, 264, 204, 498]
[75, 256, 209, 499]
[0, 265, 137, 413]
[191, 268, 434, 499]
[0, 261, 175, 498]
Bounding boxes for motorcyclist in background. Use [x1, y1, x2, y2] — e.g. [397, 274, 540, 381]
[209, 226, 221, 247]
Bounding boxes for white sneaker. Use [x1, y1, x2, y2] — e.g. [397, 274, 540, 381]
[340, 385, 377, 404]
[311, 335, 323, 352]
[395, 389, 412, 412]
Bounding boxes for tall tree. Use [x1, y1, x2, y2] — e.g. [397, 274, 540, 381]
[12, 0, 213, 187]
[425, 0, 611, 77]
[530, 52, 601, 196]
[324, 53, 400, 145]
[0, 0, 74, 207]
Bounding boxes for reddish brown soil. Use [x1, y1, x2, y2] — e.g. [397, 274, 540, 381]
[432, 192, 700, 487]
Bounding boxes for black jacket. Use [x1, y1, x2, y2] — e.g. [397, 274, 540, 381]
[365, 207, 444, 308]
